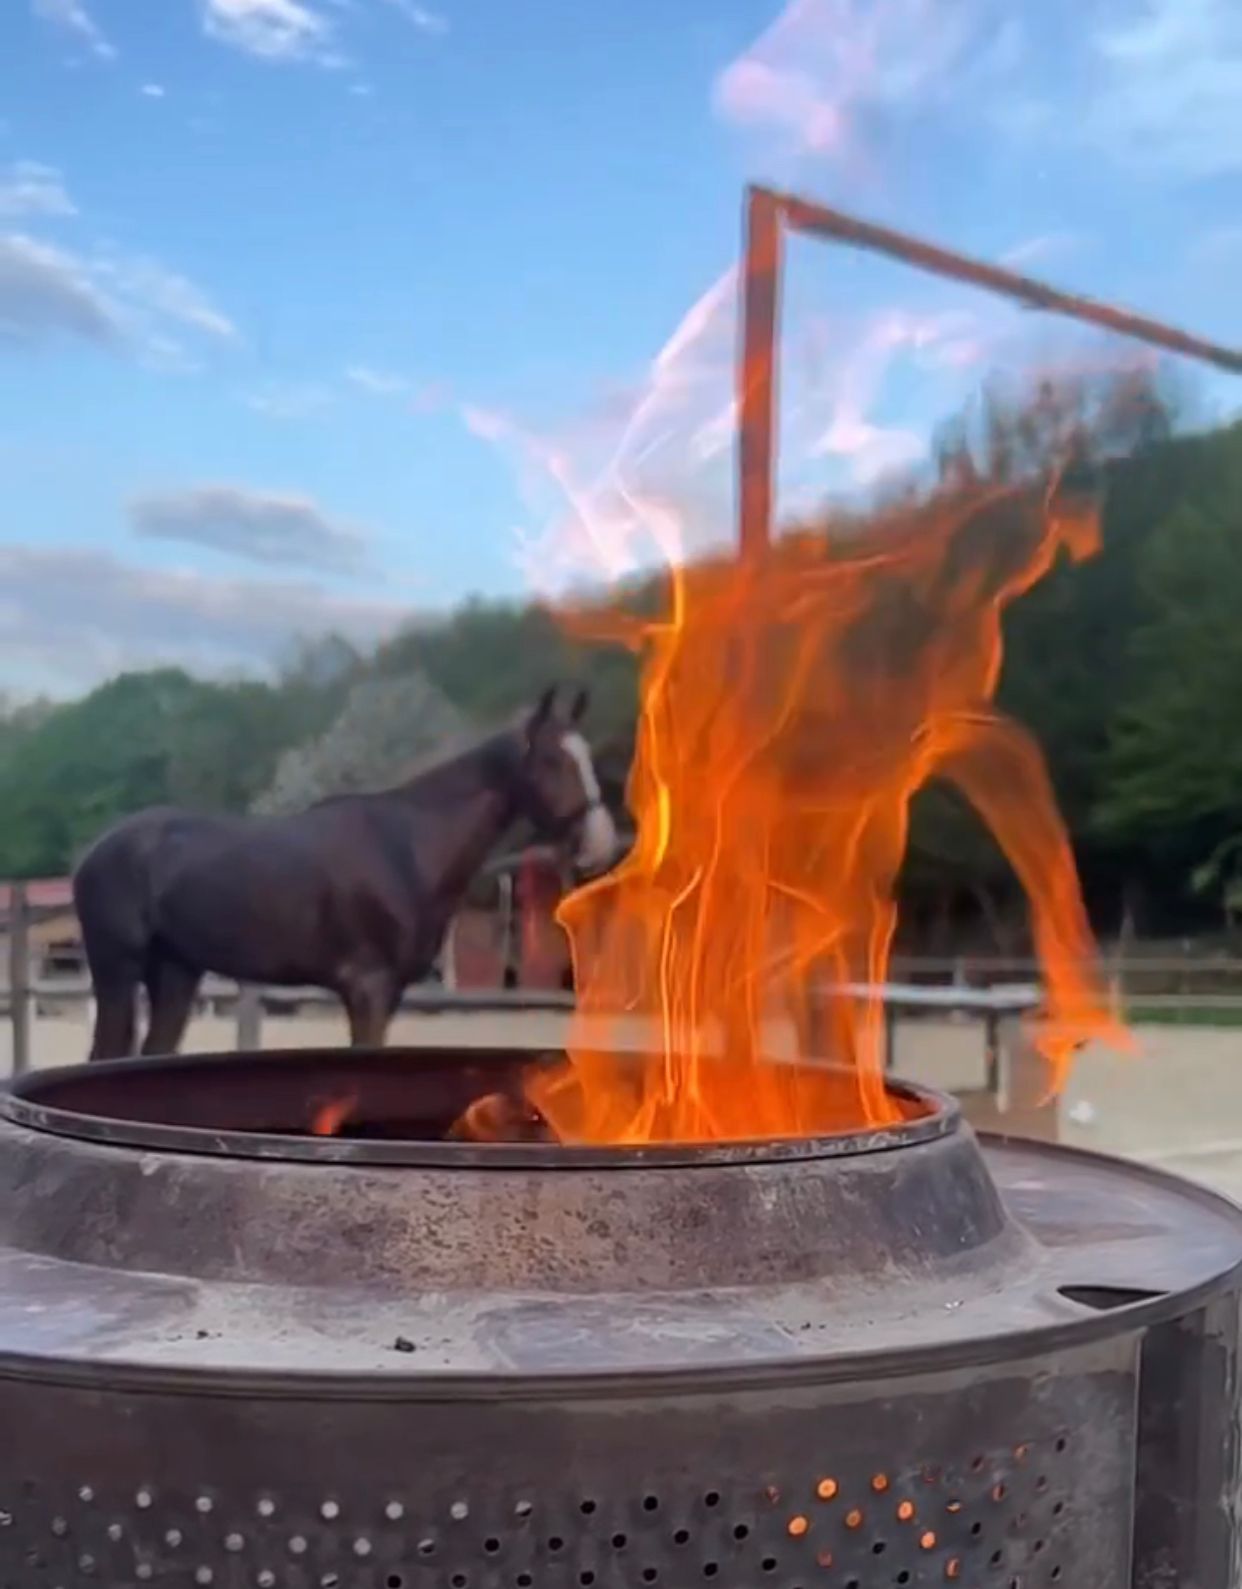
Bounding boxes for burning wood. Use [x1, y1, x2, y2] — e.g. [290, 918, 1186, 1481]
[448, 1090, 555, 1144]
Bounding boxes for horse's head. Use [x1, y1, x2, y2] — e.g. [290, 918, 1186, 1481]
[510, 685, 619, 875]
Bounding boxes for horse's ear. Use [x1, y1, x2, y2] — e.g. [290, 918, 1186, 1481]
[570, 686, 589, 724]
[527, 685, 558, 740]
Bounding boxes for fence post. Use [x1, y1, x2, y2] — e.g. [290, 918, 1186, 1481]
[1109, 897, 1135, 1022]
[440, 921, 458, 991]
[8, 883, 31, 1076]
[235, 986, 262, 1051]
[950, 955, 967, 1023]
[984, 1010, 1000, 1095]
[498, 872, 519, 990]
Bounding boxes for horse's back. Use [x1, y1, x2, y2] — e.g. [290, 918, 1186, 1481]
[73, 798, 432, 987]
[76, 802, 389, 906]
[74, 807, 247, 905]
[71, 804, 358, 1030]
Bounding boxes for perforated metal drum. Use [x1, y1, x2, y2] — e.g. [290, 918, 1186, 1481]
[0, 1048, 1239, 1589]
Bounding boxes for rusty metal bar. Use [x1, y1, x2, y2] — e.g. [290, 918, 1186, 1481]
[737, 187, 784, 560]
[775, 188, 1242, 375]
[735, 184, 1242, 556]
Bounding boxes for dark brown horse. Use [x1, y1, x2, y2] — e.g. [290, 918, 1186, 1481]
[73, 686, 617, 1060]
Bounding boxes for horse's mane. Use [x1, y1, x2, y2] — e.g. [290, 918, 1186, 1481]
[389, 716, 523, 792]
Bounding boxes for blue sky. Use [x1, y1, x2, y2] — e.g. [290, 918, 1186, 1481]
[1, 0, 1240, 694]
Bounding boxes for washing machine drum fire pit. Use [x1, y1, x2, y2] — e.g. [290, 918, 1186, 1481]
[0, 1046, 1239, 1589]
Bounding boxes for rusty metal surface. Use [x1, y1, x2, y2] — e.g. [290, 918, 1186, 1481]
[768, 185, 1242, 377]
[0, 1049, 1239, 1388]
[737, 186, 783, 560]
[0, 1046, 1239, 1586]
[0, 1047, 955, 1168]
[733, 184, 1242, 566]
[0, 1339, 1135, 1589]
[1131, 1288, 1242, 1588]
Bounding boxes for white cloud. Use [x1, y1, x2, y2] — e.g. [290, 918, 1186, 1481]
[0, 172, 236, 362]
[140, 83, 167, 99]
[381, 0, 448, 35]
[130, 484, 370, 574]
[200, 0, 448, 63]
[815, 414, 925, 484]
[31, 0, 116, 60]
[346, 364, 409, 396]
[715, 58, 843, 154]
[202, 0, 336, 62]
[0, 233, 121, 348]
[1087, 0, 1242, 176]
[243, 380, 334, 418]
[712, 0, 1017, 166]
[0, 543, 404, 692]
[0, 161, 76, 220]
[999, 232, 1082, 270]
[803, 309, 988, 485]
[93, 252, 239, 343]
[712, 0, 1241, 181]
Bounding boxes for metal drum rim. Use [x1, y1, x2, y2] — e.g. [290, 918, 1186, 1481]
[0, 1243, 1238, 1402]
[1, 1047, 958, 1169]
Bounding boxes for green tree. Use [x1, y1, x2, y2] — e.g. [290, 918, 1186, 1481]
[1095, 423, 1242, 866]
[0, 671, 200, 875]
[255, 670, 470, 814]
[377, 598, 640, 746]
[0, 667, 342, 877]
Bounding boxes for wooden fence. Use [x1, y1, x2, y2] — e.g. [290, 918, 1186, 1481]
[4, 970, 1039, 1093]
[0, 883, 1062, 1140]
[9, 866, 1242, 1080]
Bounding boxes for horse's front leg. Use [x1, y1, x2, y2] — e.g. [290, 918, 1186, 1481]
[340, 966, 399, 1048]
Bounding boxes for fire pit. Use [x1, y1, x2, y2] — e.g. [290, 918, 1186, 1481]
[0, 1048, 1240, 1588]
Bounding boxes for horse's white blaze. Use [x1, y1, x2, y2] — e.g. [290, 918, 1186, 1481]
[561, 731, 618, 870]
[578, 803, 619, 870]
[560, 730, 602, 802]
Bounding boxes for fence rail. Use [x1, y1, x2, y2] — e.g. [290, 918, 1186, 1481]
[5, 954, 1036, 1088]
[9, 871, 1242, 1082]
[890, 954, 1242, 978]
[15, 977, 577, 1013]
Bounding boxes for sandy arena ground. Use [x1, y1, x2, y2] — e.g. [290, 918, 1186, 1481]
[5, 1007, 1242, 1202]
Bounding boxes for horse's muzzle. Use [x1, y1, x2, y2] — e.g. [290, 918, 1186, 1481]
[574, 802, 619, 874]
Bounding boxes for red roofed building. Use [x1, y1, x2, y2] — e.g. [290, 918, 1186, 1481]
[0, 879, 74, 918]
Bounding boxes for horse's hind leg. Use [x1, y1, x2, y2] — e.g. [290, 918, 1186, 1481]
[89, 978, 138, 1062]
[142, 952, 201, 1057]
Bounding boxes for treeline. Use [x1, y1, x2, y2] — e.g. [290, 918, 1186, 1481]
[2, 380, 1240, 946]
[0, 609, 642, 881]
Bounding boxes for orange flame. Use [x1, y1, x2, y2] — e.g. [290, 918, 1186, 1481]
[310, 1093, 357, 1137]
[527, 470, 1125, 1145]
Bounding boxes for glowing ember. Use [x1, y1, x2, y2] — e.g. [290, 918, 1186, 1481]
[309, 1093, 356, 1137]
[448, 1092, 552, 1144]
[527, 468, 1125, 1145]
